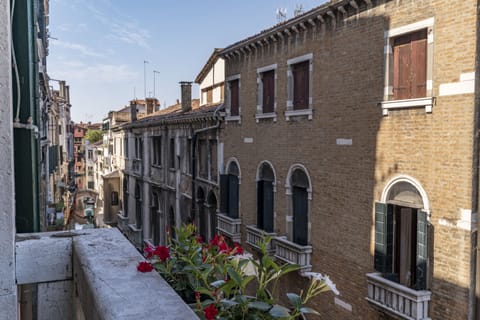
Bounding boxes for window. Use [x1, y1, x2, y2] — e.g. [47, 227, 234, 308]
[151, 193, 160, 245]
[286, 54, 313, 120]
[124, 137, 128, 158]
[134, 136, 143, 160]
[226, 75, 241, 120]
[111, 191, 119, 206]
[257, 163, 275, 233]
[88, 182, 94, 189]
[88, 150, 93, 160]
[381, 18, 434, 115]
[256, 64, 277, 122]
[135, 182, 142, 229]
[152, 136, 162, 166]
[290, 169, 309, 246]
[198, 139, 207, 178]
[186, 138, 192, 174]
[123, 177, 128, 217]
[375, 180, 429, 290]
[220, 161, 240, 219]
[393, 30, 427, 100]
[169, 138, 175, 169]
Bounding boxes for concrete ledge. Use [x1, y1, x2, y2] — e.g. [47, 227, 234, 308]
[16, 232, 73, 284]
[73, 228, 198, 320]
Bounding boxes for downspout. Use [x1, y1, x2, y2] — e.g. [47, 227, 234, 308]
[190, 104, 224, 222]
[473, 3, 480, 319]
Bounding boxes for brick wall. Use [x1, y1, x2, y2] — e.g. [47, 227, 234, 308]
[221, 0, 477, 319]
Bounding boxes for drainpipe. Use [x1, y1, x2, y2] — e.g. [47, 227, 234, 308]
[473, 3, 480, 319]
[189, 104, 224, 222]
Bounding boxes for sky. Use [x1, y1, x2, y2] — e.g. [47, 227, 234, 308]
[48, 0, 329, 123]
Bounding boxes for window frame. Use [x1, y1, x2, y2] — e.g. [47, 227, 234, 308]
[152, 136, 162, 167]
[286, 53, 313, 121]
[381, 18, 434, 116]
[225, 74, 241, 122]
[256, 64, 278, 123]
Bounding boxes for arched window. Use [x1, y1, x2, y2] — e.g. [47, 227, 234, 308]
[150, 192, 159, 245]
[207, 191, 218, 241]
[135, 182, 142, 229]
[197, 188, 207, 242]
[290, 169, 309, 246]
[375, 176, 429, 290]
[220, 160, 240, 219]
[257, 162, 275, 232]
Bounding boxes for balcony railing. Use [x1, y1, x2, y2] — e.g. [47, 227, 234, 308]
[15, 229, 198, 319]
[217, 213, 242, 243]
[366, 272, 431, 320]
[246, 225, 276, 253]
[273, 236, 312, 272]
[117, 212, 129, 229]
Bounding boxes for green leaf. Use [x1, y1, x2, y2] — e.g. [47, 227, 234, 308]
[241, 275, 256, 288]
[195, 287, 214, 298]
[211, 280, 225, 288]
[286, 293, 302, 309]
[220, 299, 239, 309]
[300, 307, 320, 315]
[227, 267, 243, 286]
[269, 305, 291, 318]
[247, 301, 271, 311]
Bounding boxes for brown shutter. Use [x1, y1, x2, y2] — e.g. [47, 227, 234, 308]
[393, 30, 427, 100]
[230, 79, 239, 116]
[293, 61, 309, 110]
[411, 30, 427, 99]
[262, 70, 275, 113]
[207, 88, 213, 104]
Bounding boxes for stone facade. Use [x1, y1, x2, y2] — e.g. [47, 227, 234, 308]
[219, 0, 478, 319]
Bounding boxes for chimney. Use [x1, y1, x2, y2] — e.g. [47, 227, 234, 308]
[59, 80, 66, 99]
[180, 81, 192, 112]
[145, 98, 154, 115]
[65, 85, 70, 104]
[130, 100, 137, 121]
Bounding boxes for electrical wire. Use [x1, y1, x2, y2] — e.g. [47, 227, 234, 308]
[11, 0, 21, 123]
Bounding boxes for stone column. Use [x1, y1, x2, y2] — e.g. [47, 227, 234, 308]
[0, 0, 17, 317]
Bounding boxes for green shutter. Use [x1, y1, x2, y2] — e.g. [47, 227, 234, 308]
[416, 210, 428, 290]
[263, 181, 274, 233]
[228, 174, 239, 219]
[220, 174, 229, 214]
[374, 202, 393, 273]
[257, 181, 264, 229]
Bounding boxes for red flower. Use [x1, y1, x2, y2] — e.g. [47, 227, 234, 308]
[209, 235, 220, 246]
[195, 291, 201, 302]
[196, 235, 203, 243]
[233, 243, 243, 255]
[204, 304, 218, 320]
[165, 225, 170, 234]
[137, 261, 153, 272]
[144, 245, 154, 259]
[218, 241, 230, 254]
[154, 246, 170, 261]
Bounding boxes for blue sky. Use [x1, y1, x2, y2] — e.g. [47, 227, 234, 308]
[48, 0, 328, 122]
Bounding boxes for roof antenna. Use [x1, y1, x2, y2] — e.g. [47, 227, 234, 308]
[276, 8, 287, 24]
[294, 4, 304, 17]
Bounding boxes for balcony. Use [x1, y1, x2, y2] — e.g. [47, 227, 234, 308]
[366, 272, 431, 320]
[216, 213, 242, 243]
[15, 229, 198, 319]
[246, 225, 276, 253]
[132, 159, 143, 176]
[273, 236, 312, 272]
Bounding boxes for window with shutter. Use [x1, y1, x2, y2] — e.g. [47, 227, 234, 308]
[262, 70, 275, 113]
[220, 174, 229, 214]
[374, 202, 393, 273]
[293, 61, 310, 110]
[292, 186, 308, 246]
[228, 174, 239, 218]
[263, 181, 274, 233]
[393, 29, 427, 100]
[230, 79, 239, 116]
[416, 210, 428, 290]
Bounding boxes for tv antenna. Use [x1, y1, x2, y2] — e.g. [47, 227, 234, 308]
[294, 4, 304, 17]
[276, 8, 287, 23]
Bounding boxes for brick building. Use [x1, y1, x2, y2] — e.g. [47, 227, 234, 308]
[217, 0, 479, 319]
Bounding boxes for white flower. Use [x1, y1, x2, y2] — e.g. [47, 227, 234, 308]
[230, 253, 257, 276]
[303, 272, 324, 281]
[303, 272, 340, 295]
[323, 275, 340, 295]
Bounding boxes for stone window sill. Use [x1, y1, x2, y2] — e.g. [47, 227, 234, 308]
[381, 97, 434, 116]
[255, 112, 277, 123]
[285, 109, 313, 121]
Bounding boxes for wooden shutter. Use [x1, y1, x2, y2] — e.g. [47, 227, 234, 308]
[207, 88, 213, 104]
[374, 202, 393, 273]
[262, 70, 275, 113]
[228, 174, 239, 218]
[293, 61, 309, 110]
[393, 29, 427, 100]
[257, 181, 264, 229]
[416, 210, 428, 290]
[230, 79, 239, 116]
[220, 174, 229, 214]
[292, 187, 308, 246]
[263, 181, 274, 233]
[411, 31, 427, 99]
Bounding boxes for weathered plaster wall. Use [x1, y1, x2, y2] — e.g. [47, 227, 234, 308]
[0, 0, 17, 318]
